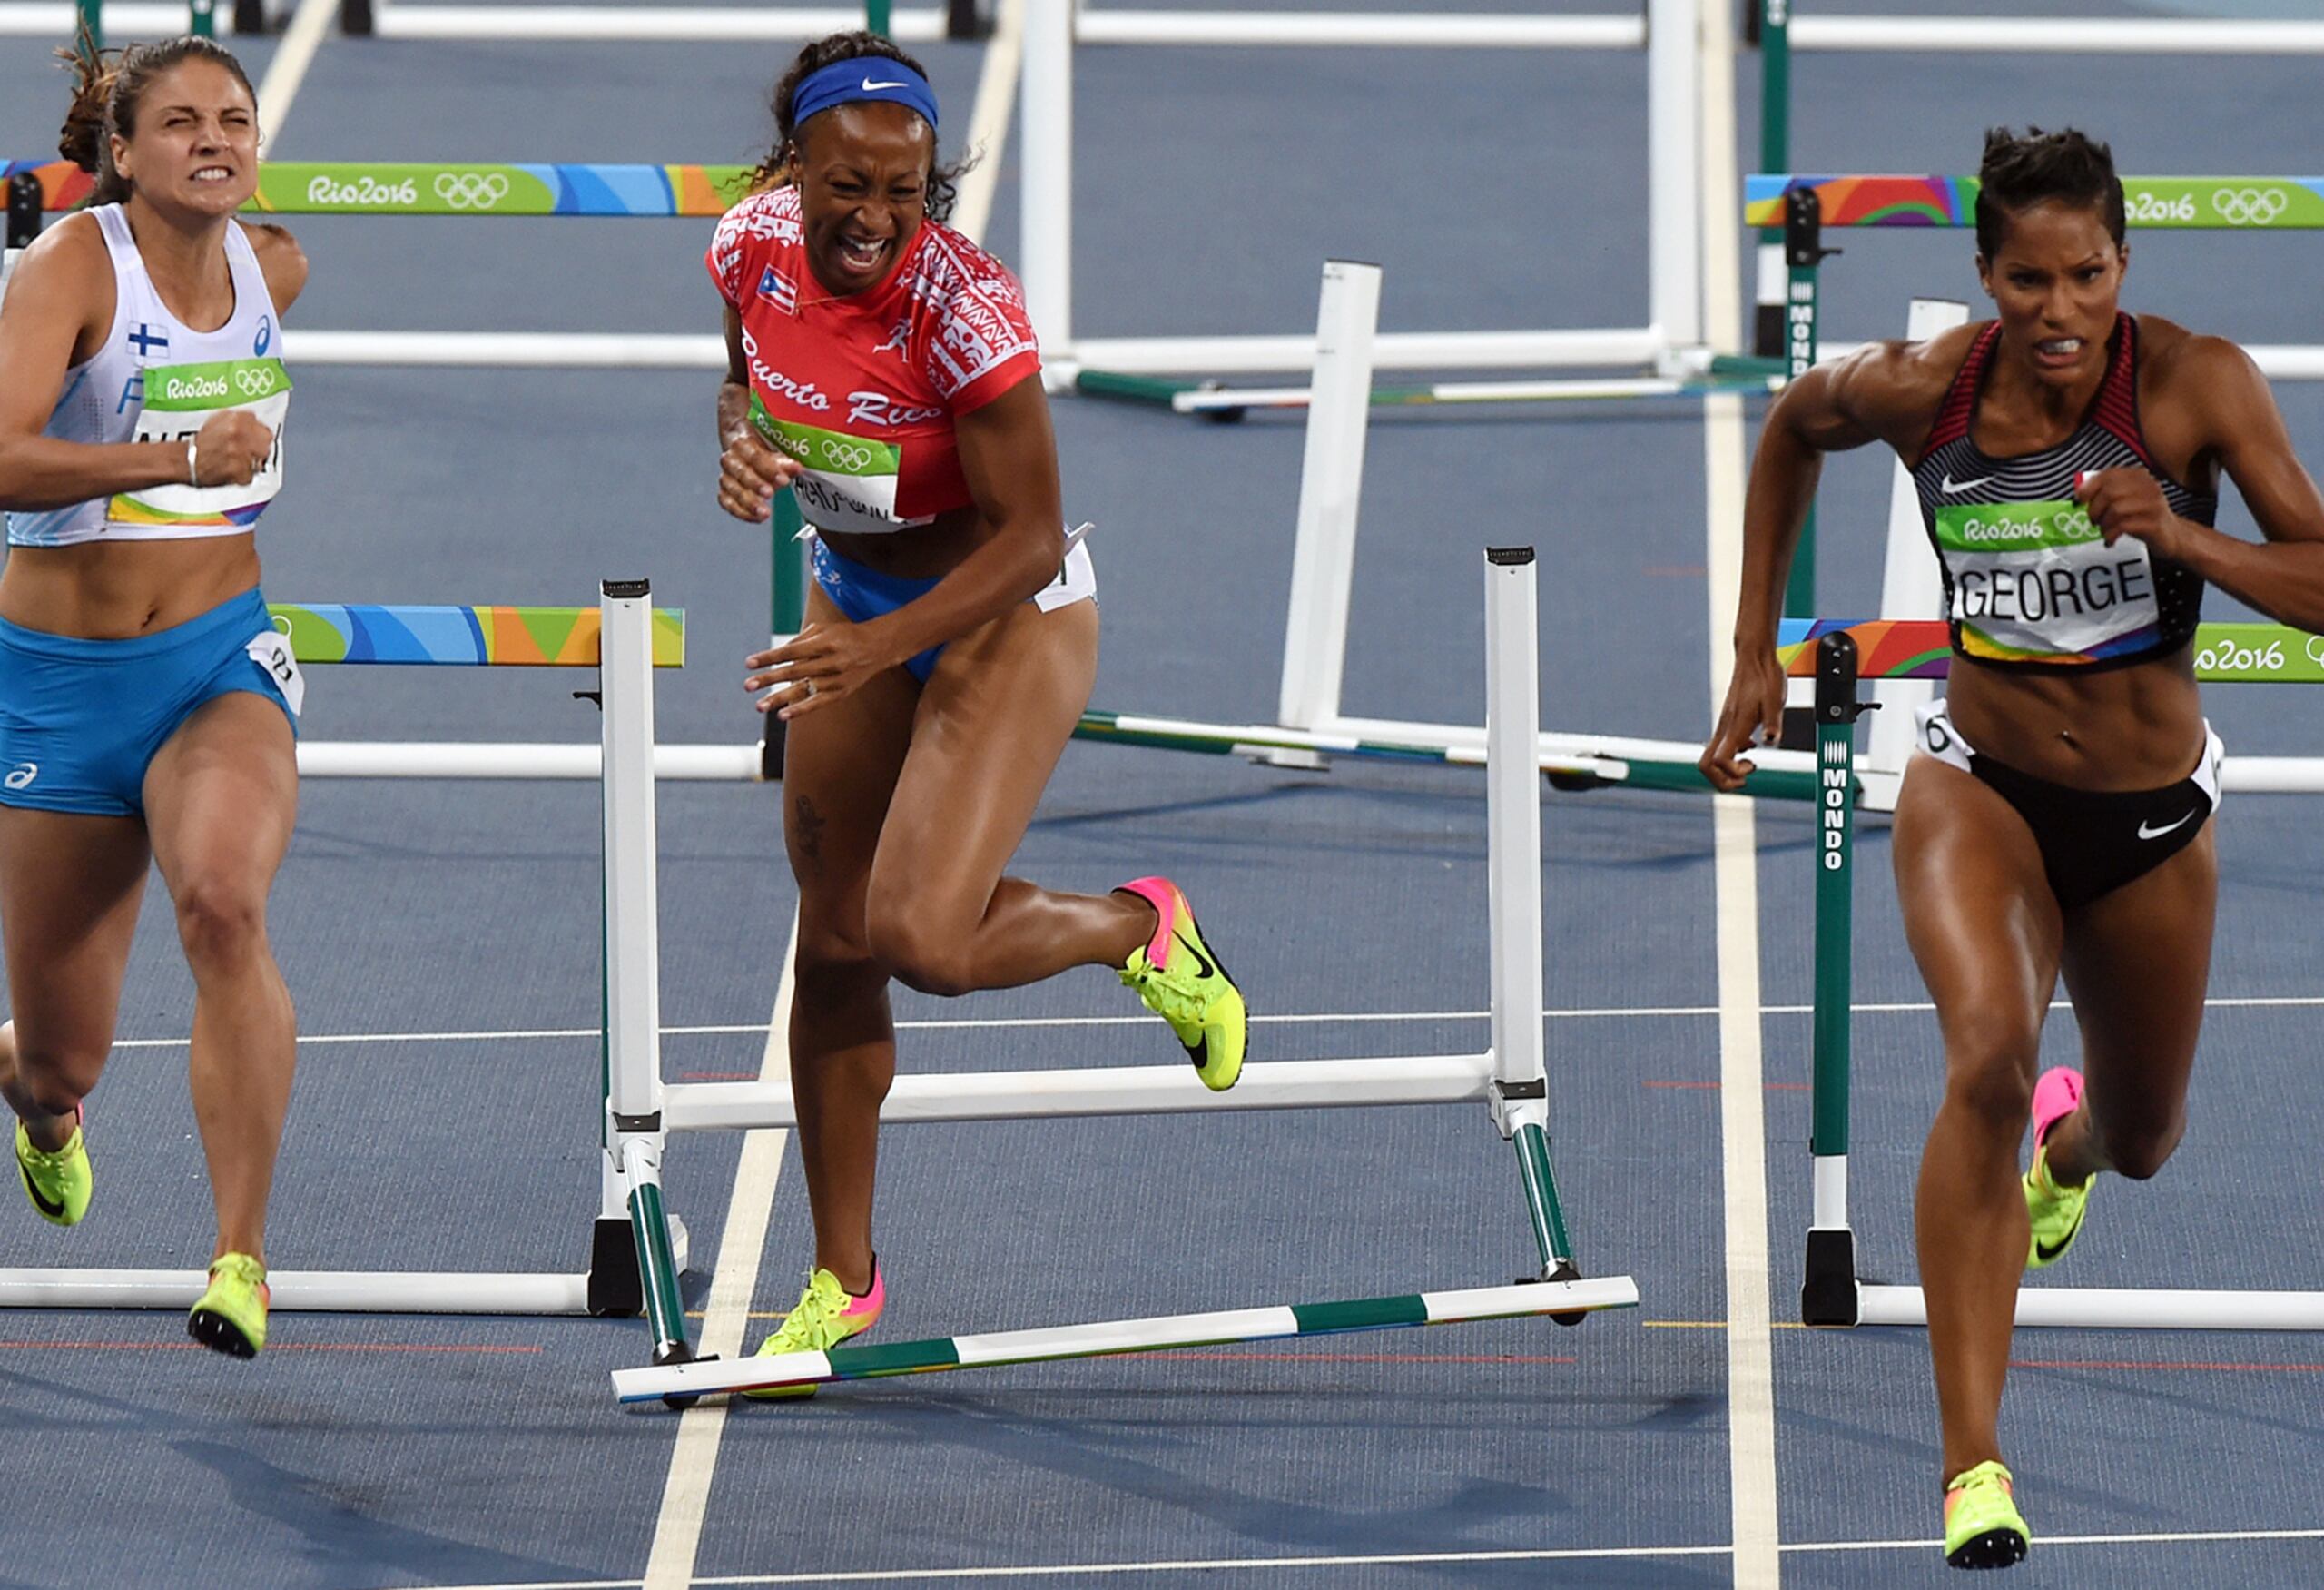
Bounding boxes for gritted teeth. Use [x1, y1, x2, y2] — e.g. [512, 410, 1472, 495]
[2037, 337, 2084, 354]
[191, 166, 233, 183]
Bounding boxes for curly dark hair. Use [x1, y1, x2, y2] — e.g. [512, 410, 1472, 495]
[744, 31, 966, 222]
[55, 25, 257, 209]
[1974, 126, 2125, 260]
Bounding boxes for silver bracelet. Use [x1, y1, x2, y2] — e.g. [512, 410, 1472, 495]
[184, 438, 199, 488]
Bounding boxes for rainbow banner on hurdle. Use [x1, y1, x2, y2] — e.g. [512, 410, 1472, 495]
[611, 1276, 1640, 1404]
[1778, 618, 2324, 684]
[1744, 175, 2324, 231]
[3, 161, 754, 218]
[269, 604, 685, 667]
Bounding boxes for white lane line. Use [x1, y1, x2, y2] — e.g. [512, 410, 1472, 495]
[361, 1524, 2324, 1589]
[254, 0, 337, 152]
[641, 913, 797, 1590]
[93, 993, 2324, 1052]
[1696, 0, 1777, 1583]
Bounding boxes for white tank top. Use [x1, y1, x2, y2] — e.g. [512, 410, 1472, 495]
[6, 204, 290, 548]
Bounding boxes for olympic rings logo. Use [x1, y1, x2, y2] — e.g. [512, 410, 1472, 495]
[2212, 187, 2290, 227]
[2310, 635, 2324, 668]
[434, 172, 512, 210]
[233, 367, 280, 398]
[2051, 507, 2096, 539]
[820, 439, 875, 471]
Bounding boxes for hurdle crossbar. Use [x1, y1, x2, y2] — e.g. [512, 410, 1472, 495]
[1023, 0, 1701, 381]
[1798, 627, 2324, 1333]
[610, 548, 1634, 1392]
[1781, 15, 2324, 56]
[613, 1278, 1640, 1403]
[0, 584, 689, 1319]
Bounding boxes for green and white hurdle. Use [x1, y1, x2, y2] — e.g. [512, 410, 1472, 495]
[0, 582, 696, 1322]
[609, 548, 1639, 1406]
[1792, 618, 2324, 1333]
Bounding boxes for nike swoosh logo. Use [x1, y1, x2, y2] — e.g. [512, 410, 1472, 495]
[1174, 931, 1216, 982]
[1940, 473, 1995, 494]
[861, 76, 911, 90]
[21, 1165, 65, 1220]
[2137, 810, 2198, 840]
[2033, 1234, 2073, 1264]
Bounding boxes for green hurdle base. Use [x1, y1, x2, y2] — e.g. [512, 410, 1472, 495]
[612, 1276, 1640, 1404]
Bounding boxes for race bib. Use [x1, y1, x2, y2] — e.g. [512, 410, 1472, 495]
[1935, 499, 2162, 664]
[110, 358, 290, 530]
[245, 625, 305, 717]
[751, 395, 924, 536]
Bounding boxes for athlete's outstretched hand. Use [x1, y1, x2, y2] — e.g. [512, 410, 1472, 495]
[2078, 467, 2189, 562]
[745, 616, 892, 722]
[192, 411, 273, 487]
[716, 429, 801, 523]
[1700, 647, 1788, 792]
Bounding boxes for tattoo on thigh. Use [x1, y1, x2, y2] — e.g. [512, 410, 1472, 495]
[793, 795, 826, 876]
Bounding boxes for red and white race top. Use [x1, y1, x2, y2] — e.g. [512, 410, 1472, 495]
[707, 186, 1042, 535]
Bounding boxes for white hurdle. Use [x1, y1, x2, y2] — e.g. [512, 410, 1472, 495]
[0, 582, 686, 1320]
[613, 547, 1640, 1401]
[1020, 0, 1707, 384]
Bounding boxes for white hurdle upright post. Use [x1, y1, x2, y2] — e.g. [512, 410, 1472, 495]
[595, 578, 698, 1386]
[1856, 298, 1966, 813]
[1275, 261, 1382, 761]
[1483, 548, 1585, 1300]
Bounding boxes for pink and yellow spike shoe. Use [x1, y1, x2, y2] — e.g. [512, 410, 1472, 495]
[744, 1262, 885, 1401]
[2024, 1067, 2093, 1271]
[1115, 876, 1246, 1091]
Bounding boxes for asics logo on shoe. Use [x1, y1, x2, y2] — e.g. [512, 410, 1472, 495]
[1940, 473, 1995, 494]
[21, 1166, 66, 1220]
[1174, 932, 1216, 980]
[2138, 809, 2198, 840]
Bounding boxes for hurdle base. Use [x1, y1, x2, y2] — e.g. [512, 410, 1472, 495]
[1801, 1227, 1859, 1327]
[1857, 1284, 2324, 1331]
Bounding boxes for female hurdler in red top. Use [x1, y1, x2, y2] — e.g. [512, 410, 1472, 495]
[707, 31, 1250, 1389]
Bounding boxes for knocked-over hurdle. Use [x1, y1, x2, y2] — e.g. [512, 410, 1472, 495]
[611, 548, 1640, 1405]
[0, 583, 693, 1318]
[1789, 618, 2324, 1332]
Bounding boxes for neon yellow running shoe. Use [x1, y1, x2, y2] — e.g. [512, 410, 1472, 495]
[1944, 1459, 2029, 1569]
[743, 1263, 885, 1401]
[1115, 876, 1246, 1091]
[188, 1252, 270, 1358]
[15, 1106, 90, 1228]
[2024, 1067, 2092, 1271]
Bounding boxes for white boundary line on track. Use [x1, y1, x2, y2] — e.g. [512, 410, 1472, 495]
[254, 0, 337, 151]
[1696, 3, 1778, 1585]
[641, 912, 796, 1590]
[636, 12, 1028, 1586]
[361, 1524, 2324, 1589]
[92, 993, 2324, 1052]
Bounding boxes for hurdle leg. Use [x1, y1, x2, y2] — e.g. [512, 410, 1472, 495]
[1802, 633, 1867, 1325]
[1272, 261, 1383, 768]
[596, 578, 706, 1399]
[1482, 548, 1588, 1310]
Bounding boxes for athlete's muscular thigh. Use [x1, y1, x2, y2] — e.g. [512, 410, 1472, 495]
[869, 597, 1098, 933]
[783, 587, 920, 955]
[2058, 824, 2215, 1175]
[1892, 755, 2063, 1104]
[0, 809, 151, 1092]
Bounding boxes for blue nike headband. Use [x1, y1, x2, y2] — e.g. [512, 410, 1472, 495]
[790, 58, 940, 136]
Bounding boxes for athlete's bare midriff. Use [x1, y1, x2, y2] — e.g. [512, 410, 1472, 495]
[0, 538, 262, 638]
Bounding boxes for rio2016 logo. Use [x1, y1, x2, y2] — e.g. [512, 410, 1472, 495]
[306, 173, 420, 207]
[2126, 191, 2197, 224]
